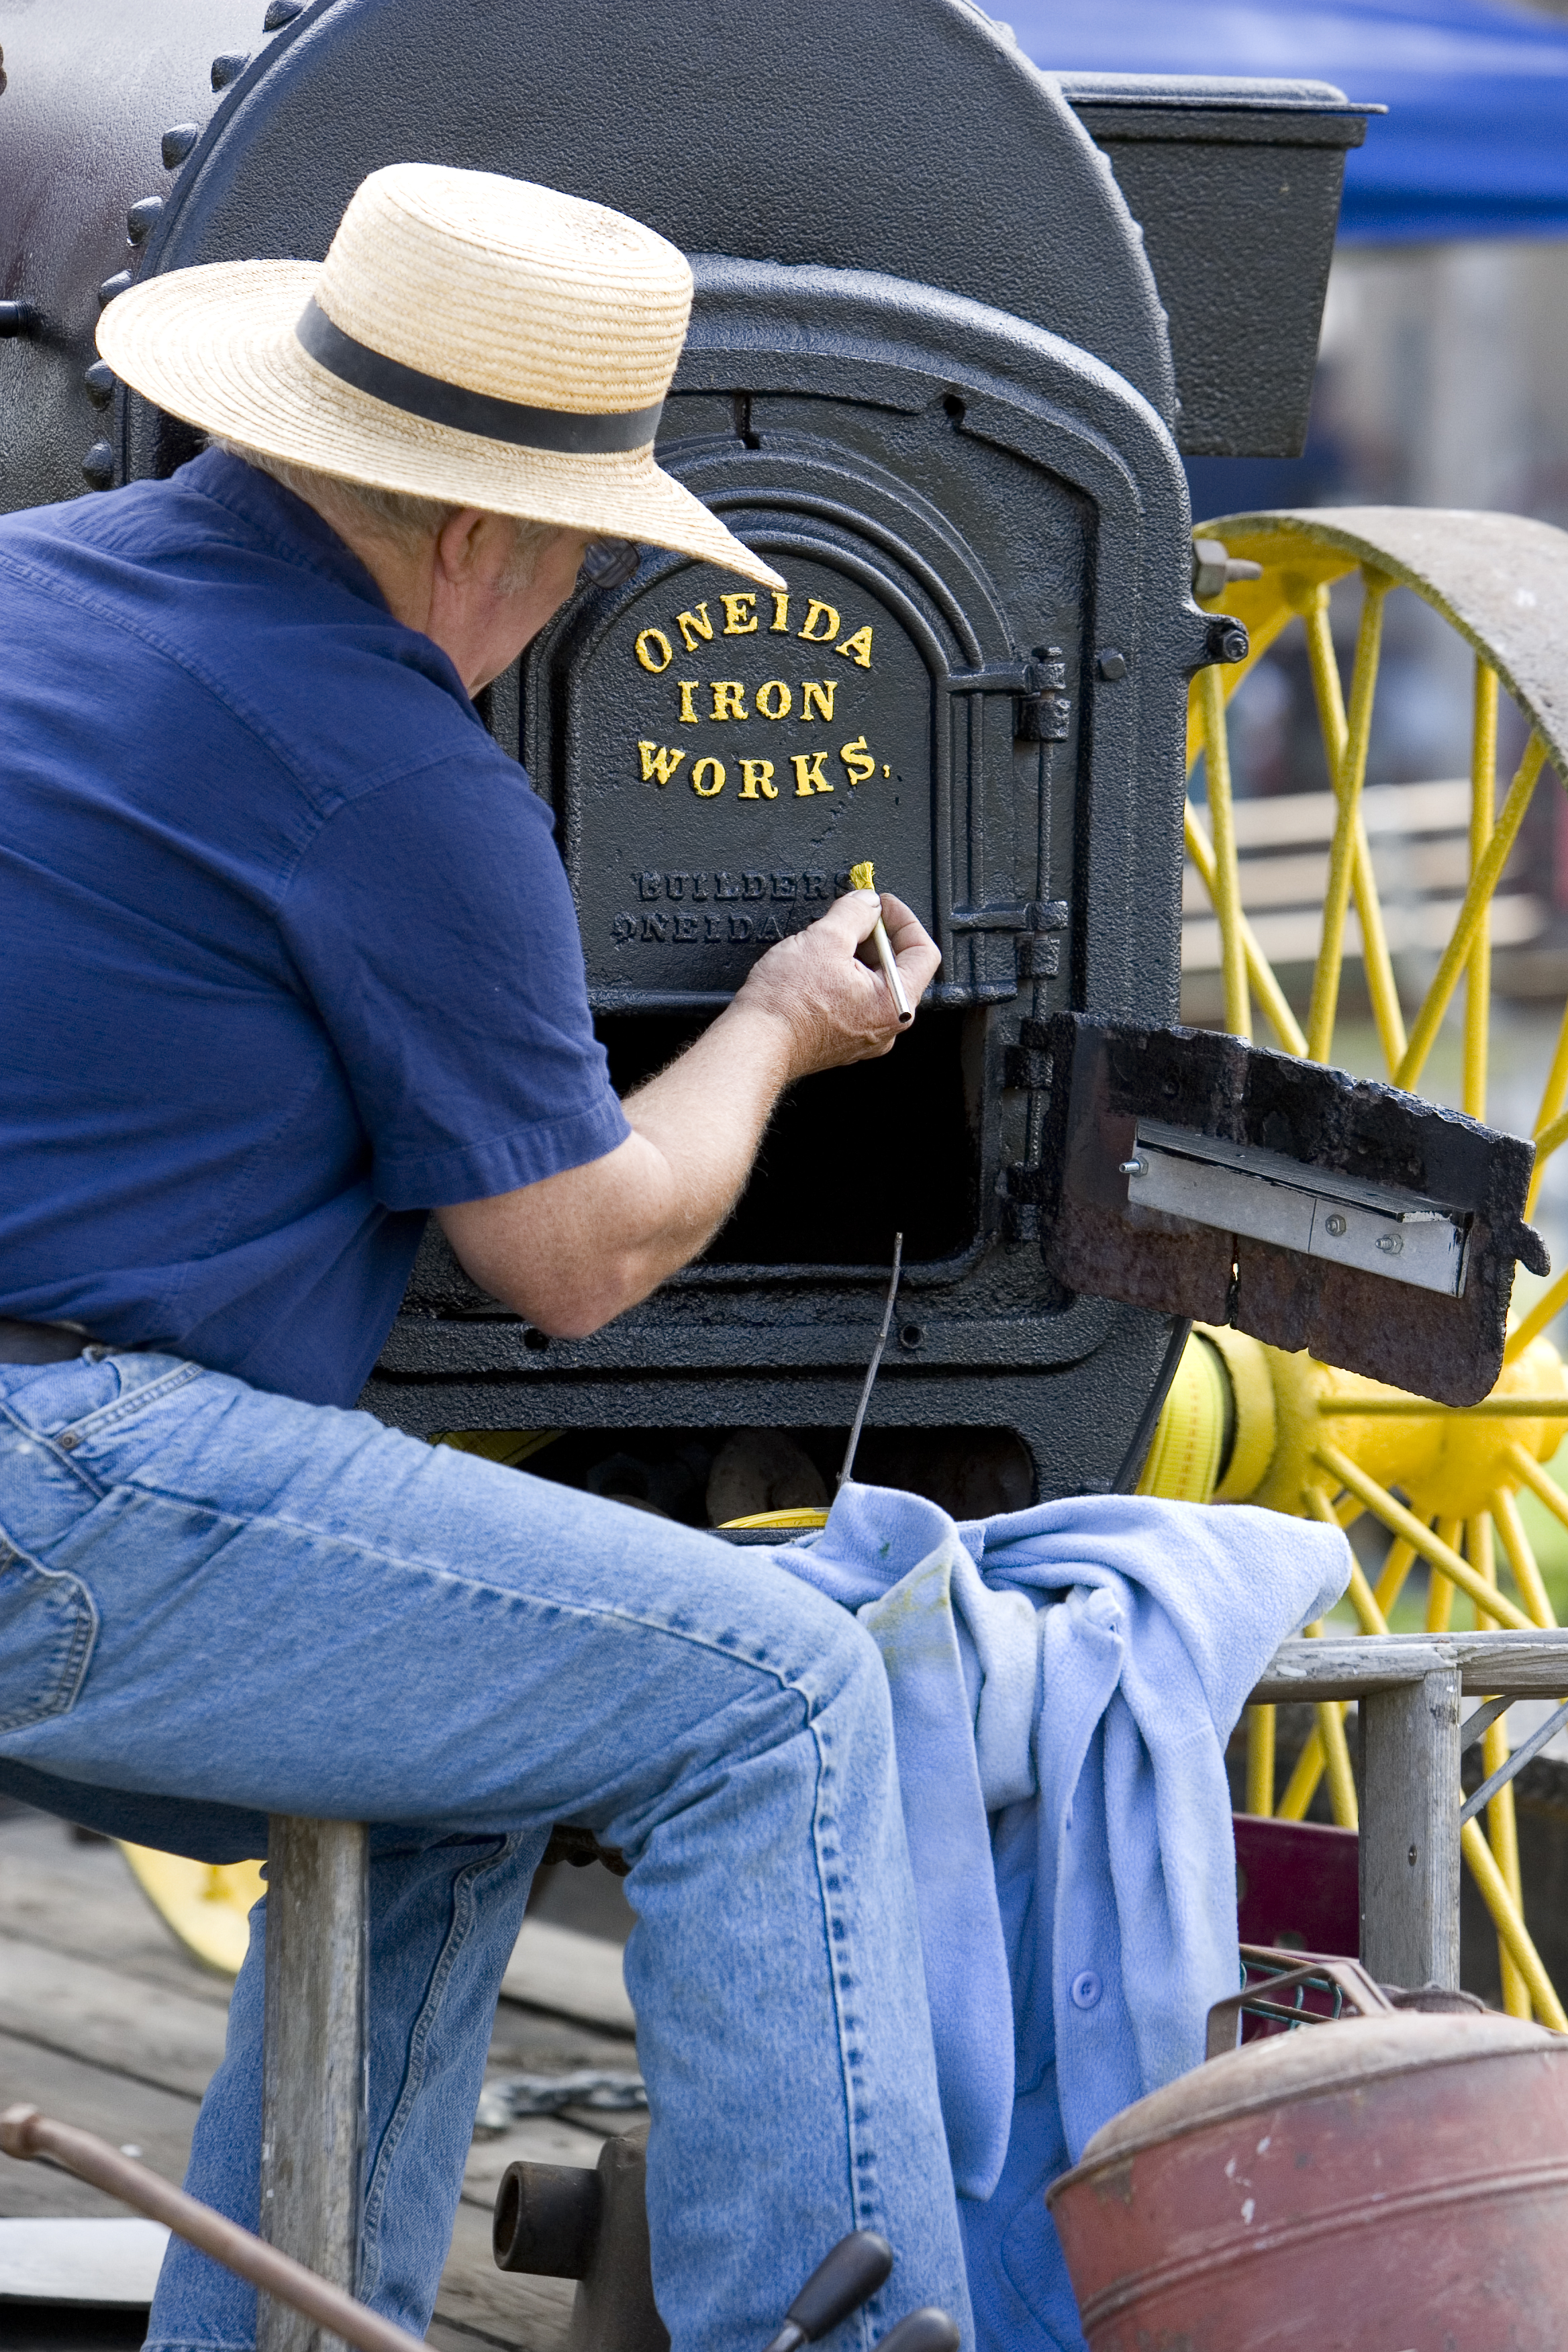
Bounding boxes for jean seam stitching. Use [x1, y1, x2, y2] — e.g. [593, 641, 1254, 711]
[356, 1833, 524, 2299]
[0, 1541, 101, 1732]
[58, 1357, 205, 1441]
[809, 1708, 882, 2273]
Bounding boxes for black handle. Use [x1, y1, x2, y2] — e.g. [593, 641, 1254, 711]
[765, 2230, 895, 2351]
[875, 2311, 961, 2352]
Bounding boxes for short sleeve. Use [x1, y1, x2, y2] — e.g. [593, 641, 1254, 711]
[277, 752, 629, 1207]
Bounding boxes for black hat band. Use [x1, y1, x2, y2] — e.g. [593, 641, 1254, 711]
[295, 297, 665, 454]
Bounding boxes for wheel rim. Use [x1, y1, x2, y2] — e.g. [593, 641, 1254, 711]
[1150, 505, 1568, 2026]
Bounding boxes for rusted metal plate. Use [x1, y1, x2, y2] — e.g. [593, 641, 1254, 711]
[1039, 1014, 1548, 1406]
[1048, 2012, 1568, 2350]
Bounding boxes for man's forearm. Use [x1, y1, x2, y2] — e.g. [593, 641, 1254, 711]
[434, 995, 797, 1334]
[435, 891, 938, 1336]
[622, 995, 796, 1230]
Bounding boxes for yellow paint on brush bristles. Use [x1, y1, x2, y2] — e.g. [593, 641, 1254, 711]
[847, 859, 914, 1024]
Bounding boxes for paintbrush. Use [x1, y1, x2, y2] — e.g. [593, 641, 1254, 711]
[848, 861, 914, 1026]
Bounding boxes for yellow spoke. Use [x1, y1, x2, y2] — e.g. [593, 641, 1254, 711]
[1352, 824, 1408, 1075]
[1318, 1698, 1359, 1829]
[1313, 1445, 1534, 1628]
[1505, 1265, 1568, 1367]
[1301, 581, 1349, 765]
[1304, 1486, 1388, 1634]
[1508, 1444, 1568, 1536]
[1300, 587, 1406, 1071]
[1526, 998, 1568, 1219]
[1462, 1817, 1567, 2030]
[1397, 732, 1549, 1094]
[1277, 1726, 1326, 1822]
[1531, 1104, 1568, 1169]
[1195, 665, 1251, 1040]
[1244, 1704, 1276, 1818]
[1306, 573, 1388, 1063]
[1489, 1484, 1557, 1628]
[1426, 1567, 1456, 1633]
[1464, 662, 1498, 1122]
[1470, 1512, 1498, 1629]
[1183, 802, 1306, 1055]
[1277, 1616, 1335, 1824]
[1373, 1535, 1420, 1618]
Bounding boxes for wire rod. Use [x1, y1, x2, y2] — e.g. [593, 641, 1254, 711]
[838, 1234, 902, 1489]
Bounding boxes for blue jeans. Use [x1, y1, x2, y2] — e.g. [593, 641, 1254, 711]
[0, 1351, 970, 2352]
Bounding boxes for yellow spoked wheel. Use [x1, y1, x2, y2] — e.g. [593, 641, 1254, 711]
[119, 1845, 265, 1977]
[1146, 505, 1568, 2026]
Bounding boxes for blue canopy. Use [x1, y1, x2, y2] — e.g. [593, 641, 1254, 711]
[1003, 0, 1568, 241]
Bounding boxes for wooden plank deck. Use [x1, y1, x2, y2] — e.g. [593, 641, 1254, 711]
[0, 1804, 640, 2352]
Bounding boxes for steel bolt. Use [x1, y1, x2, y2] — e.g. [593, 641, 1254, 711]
[1205, 616, 1250, 667]
[161, 123, 200, 168]
[83, 361, 116, 408]
[1095, 648, 1128, 682]
[211, 52, 250, 91]
[97, 272, 134, 309]
[81, 441, 115, 491]
[1377, 1231, 1404, 1257]
[126, 196, 165, 244]
[1324, 1213, 1348, 1238]
[263, 0, 305, 23]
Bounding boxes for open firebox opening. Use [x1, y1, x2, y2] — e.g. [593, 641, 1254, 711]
[595, 1008, 980, 1267]
[512, 1424, 1036, 1524]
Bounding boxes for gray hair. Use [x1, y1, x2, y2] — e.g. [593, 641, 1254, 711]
[209, 438, 562, 585]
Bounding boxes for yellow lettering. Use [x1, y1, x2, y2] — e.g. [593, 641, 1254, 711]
[677, 681, 701, 724]
[709, 681, 749, 722]
[635, 628, 673, 674]
[677, 603, 714, 652]
[637, 741, 687, 788]
[839, 736, 876, 787]
[800, 679, 837, 723]
[722, 592, 758, 635]
[798, 598, 840, 644]
[835, 625, 873, 669]
[754, 680, 793, 721]
[691, 757, 726, 798]
[738, 760, 777, 800]
[791, 752, 830, 797]
[770, 592, 790, 634]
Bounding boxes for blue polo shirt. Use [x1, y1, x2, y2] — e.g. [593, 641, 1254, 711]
[0, 450, 627, 1405]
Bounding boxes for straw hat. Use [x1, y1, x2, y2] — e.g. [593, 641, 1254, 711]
[97, 163, 783, 590]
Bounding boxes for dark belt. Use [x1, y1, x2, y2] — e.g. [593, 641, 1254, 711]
[0, 1317, 103, 1365]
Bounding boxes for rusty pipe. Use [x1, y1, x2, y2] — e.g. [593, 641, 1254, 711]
[0, 2104, 426, 2352]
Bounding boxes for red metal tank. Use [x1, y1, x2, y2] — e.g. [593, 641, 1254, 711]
[1046, 2009, 1568, 2349]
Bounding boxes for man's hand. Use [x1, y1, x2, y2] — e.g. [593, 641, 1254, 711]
[435, 890, 940, 1336]
[732, 888, 939, 1081]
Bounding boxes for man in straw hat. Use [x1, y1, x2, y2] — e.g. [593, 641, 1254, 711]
[0, 166, 969, 2348]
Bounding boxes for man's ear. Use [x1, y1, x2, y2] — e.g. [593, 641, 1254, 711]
[431, 506, 493, 587]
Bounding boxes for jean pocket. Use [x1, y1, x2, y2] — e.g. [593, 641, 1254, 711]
[0, 1544, 99, 1734]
